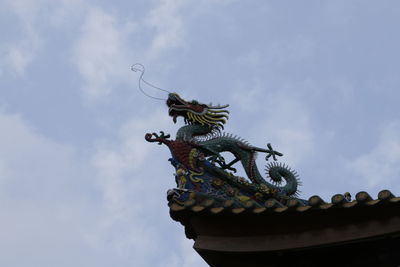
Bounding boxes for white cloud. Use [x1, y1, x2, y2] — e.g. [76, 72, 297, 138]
[73, 0, 244, 101]
[144, 0, 242, 62]
[349, 121, 400, 192]
[89, 109, 206, 266]
[73, 1, 189, 101]
[0, 0, 43, 76]
[229, 81, 264, 112]
[145, 0, 186, 60]
[0, 107, 205, 266]
[0, 111, 102, 266]
[3, 36, 40, 76]
[91, 113, 163, 215]
[258, 99, 314, 167]
[73, 7, 136, 99]
[0, 111, 76, 188]
[230, 84, 315, 167]
[49, 0, 86, 28]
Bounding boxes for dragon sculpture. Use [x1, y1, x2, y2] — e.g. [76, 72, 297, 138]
[145, 93, 302, 205]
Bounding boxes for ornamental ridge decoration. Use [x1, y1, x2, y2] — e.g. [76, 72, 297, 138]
[134, 64, 304, 206]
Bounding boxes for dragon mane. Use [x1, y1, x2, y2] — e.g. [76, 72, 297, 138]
[167, 93, 230, 129]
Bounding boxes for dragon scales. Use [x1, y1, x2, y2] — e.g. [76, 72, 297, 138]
[145, 93, 302, 205]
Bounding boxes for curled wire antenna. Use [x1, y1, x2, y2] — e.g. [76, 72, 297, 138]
[131, 63, 171, 100]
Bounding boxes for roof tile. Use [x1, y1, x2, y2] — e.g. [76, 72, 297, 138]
[168, 189, 399, 215]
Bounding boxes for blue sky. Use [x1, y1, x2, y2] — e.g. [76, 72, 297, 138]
[1, 1, 400, 266]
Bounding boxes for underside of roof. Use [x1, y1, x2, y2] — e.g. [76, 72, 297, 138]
[168, 189, 400, 267]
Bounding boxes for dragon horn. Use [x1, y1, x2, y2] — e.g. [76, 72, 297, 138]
[208, 109, 230, 114]
[209, 104, 229, 109]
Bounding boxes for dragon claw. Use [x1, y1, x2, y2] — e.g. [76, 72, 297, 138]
[265, 143, 283, 161]
[158, 131, 170, 139]
[209, 155, 237, 172]
[145, 131, 171, 144]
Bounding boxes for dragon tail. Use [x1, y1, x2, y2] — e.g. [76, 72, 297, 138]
[264, 162, 300, 196]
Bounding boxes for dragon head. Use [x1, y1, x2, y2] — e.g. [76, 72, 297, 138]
[166, 93, 229, 129]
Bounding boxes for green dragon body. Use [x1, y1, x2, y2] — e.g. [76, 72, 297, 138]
[146, 93, 300, 198]
[177, 124, 298, 195]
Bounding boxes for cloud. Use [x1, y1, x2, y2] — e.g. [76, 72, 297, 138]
[90, 109, 206, 266]
[0, 111, 77, 190]
[72, 0, 243, 102]
[144, 0, 242, 62]
[145, 0, 186, 60]
[73, 1, 190, 101]
[73, 7, 136, 99]
[91, 110, 169, 215]
[2, 34, 41, 76]
[0, 0, 43, 76]
[349, 121, 400, 192]
[49, 0, 86, 28]
[0, 111, 101, 266]
[257, 98, 314, 167]
[230, 84, 315, 167]
[0, 107, 205, 266]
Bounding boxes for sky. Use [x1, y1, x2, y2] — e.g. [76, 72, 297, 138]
[1, 0, 400, 266]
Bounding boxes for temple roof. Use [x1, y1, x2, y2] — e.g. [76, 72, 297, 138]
[169, 189, 399, 215]
[145, 92, 400, 266]
[168, 189, 400, 266]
